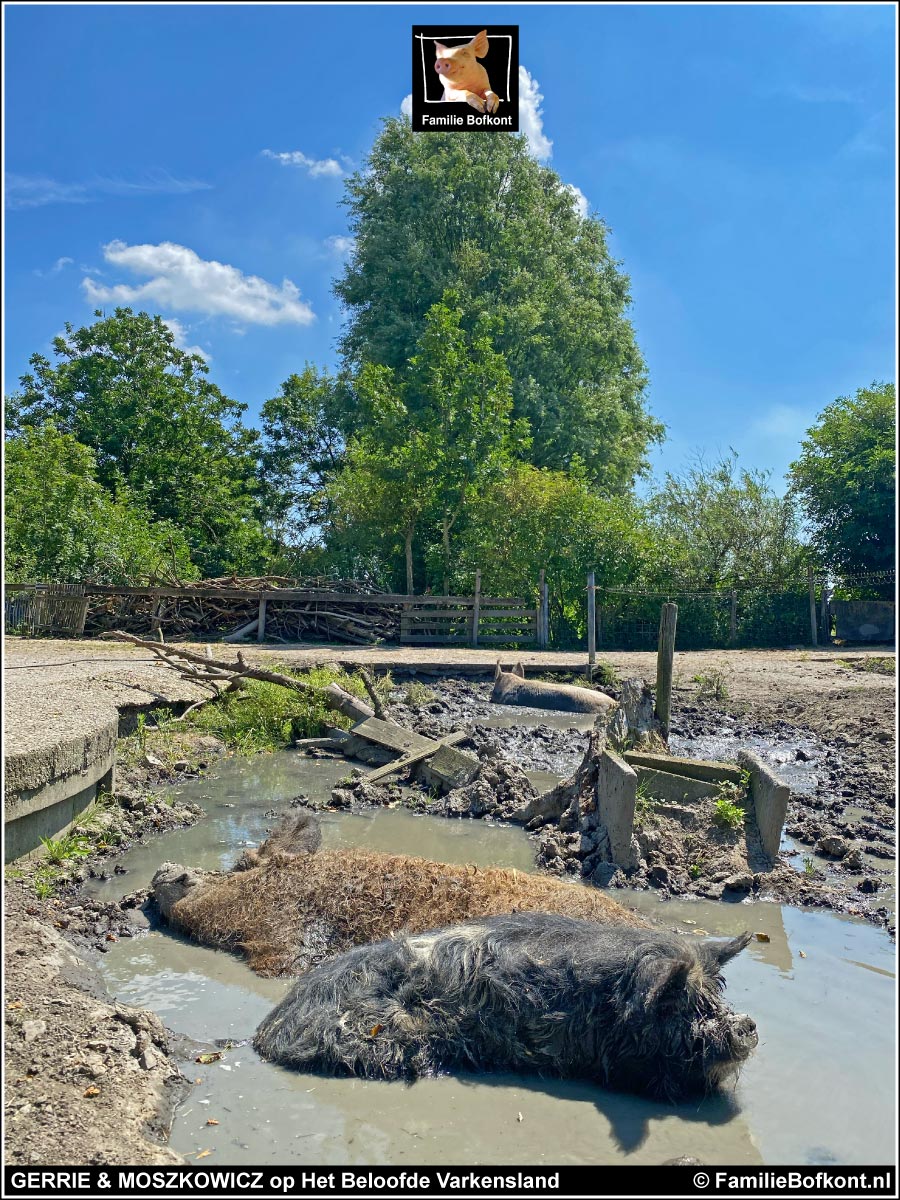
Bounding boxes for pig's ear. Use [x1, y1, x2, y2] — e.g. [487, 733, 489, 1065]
[621, 947, 698, 1020]
[494, 661, 502, 681]
[713, 931, 753, 966]
[513, 662, 525, 678]
[434, 41, 448, 54]
[469, 29, 489, 57]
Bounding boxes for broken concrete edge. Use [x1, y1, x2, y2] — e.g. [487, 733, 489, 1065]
[737, 749, 790, 861]
[4, 709, 120, 862]
[595, 749, 638, 867]
[623, 751, 742, 786]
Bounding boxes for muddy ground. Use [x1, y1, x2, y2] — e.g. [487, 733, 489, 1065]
[4, 646, 895, 1165]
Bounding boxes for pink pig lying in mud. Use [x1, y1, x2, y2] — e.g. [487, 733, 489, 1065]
[491, 662, 618, 716]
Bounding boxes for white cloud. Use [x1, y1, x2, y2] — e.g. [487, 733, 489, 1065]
[325, 235, 355, 257]
[162, 317, 211, 362]
[519, 66, 553, 162]
[401, 94, 413, 119]
[83, 241, 315, 327]
[262, 149, 344, 178]
[34, 256, 74, 278]
[6, 170, 211, 210]
[566, 184, 589, 220]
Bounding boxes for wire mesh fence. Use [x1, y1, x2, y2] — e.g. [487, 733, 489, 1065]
[595, 572, 894, 651]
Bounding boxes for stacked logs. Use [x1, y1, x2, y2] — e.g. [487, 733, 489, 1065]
[82, 577, 400, 644]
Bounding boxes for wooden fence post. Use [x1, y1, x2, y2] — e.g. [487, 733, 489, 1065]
[820, 582, 830, 643]
[471, 570, 481, 648]
[586, 572, 596, 678]
[537, 569, 548, 650]
[729, 587, 737, 646]
[257, 595, 267, 643]
[807, 565, 818, 647]
[655, 602, 678, 739]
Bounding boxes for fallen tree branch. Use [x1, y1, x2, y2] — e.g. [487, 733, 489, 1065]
[358, 667, 386, 719]
[102, 631, 375, 723]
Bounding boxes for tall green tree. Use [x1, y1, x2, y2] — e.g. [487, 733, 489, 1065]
[646, 453, 808, 586]
[452, 461, 653, 643]
[334, 121, 662, 490]
[789, 382, 895, 593]
[259, 365, 348, 553]
[4, 423, 197, 584]
[7, 308, 267, 576]
[327, 296, 525, 592]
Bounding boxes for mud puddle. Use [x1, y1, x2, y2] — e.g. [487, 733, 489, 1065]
[670, 728, 896, 918]
[88, 750, 895, 1166]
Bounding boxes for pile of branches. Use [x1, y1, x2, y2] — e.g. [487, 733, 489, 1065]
[83, 576, 400, 643]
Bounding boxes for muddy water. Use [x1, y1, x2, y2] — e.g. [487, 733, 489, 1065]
[91, 752, 895, 1166]
[671, 728, 896, 914]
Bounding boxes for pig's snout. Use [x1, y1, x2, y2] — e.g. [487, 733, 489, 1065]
[732, 1014, 758, 1049]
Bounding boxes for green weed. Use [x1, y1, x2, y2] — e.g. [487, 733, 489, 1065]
[693, 671, 730, 702]
[189, 665, 375, 753]
[38, 832, 93, 864]
[803, 856, 817, 877]
[33, 864, 62, 899]
[689, 861, 704, 880]
[403, 681, 437, 710]
[711, 780, 747, 830]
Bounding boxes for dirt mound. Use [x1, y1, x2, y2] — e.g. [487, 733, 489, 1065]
[155, 848, 648, 977]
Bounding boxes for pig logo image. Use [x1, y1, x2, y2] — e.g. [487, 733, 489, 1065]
[434, 29, 500, 113]
[410, 24, 519, 133]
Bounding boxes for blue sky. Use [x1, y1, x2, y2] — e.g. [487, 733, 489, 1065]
[4, 3, 896, 491]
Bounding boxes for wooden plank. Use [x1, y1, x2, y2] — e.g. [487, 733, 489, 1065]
[365, 730, 469, 784]
[473, 634, 537, 643]
[350, 716, 438, 756]
[399, 634, 472, 643]
[257, 596, 267, 642]
[223, 617, 259, 642]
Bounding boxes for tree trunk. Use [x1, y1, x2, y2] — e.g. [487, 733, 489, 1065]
[405, 528, 414, 595]
[442, 516, 451, 595]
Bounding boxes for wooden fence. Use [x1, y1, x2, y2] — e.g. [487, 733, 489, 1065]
[4, 584, 88, 637]
[4, 581, 544, 648]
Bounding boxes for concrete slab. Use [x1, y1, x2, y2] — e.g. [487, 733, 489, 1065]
[595, 750, 638, 866]
[738, 750, 790, 860]
[623, 751, 742, 785]
[632, 766, 719, 805]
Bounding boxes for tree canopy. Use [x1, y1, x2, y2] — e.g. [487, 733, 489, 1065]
[334, 121, 663, 491]
[789, 382, 895, 593]
[646, 453, 808, 587]
[7, 308, 268, 576]
[5, 423, 197, 584]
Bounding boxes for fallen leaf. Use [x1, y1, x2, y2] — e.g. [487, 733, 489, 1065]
[195, 1052, 222, 1065]
[7, 1001, 23, 1010]
[517, 1112, 524, 1122]
[195, 1150, 213, 1160]
[755, 933, 771, 943]
[693, 929, 709, 936]
[369, 1024, 384, 1038]
[195, 1078, 203, 1084]
[799, 950, 807, 958]
[105, 934, 117, 942]
[206, 1119, 219, 1126]
[83, 1086, 101, 1098]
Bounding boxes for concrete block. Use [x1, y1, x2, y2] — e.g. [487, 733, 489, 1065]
[623, 752, 742, 785]
[632, 766, 719, 805]
[595, 750, 637, 866]
[738, 749, 789, 860]
[418, 744, 480, 792]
